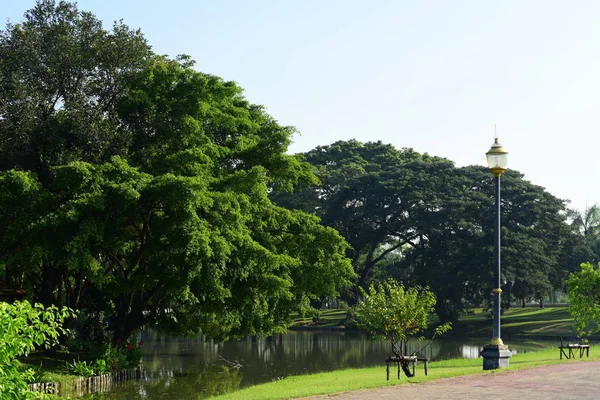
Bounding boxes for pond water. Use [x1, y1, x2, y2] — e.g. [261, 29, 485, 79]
[76, 330, 557, 399]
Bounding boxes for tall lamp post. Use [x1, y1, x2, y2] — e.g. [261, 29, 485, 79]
[481, 137, 512, 370]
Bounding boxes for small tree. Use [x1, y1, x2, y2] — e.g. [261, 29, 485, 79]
[352, 280, 451, 377]
[0, 301, 74, 399]
[566, 262, 600, 339]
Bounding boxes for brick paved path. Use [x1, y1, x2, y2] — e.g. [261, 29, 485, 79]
[302, 361, 600, 399]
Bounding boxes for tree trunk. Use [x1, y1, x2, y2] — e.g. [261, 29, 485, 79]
[400, 361, 414, 378]
[112, 293, 146, 343]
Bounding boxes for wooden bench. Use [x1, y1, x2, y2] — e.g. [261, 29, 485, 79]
[385, 356, 429, 380]
[559, 343, 590, 360]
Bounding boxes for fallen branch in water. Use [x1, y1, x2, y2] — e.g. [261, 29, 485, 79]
[218, 355, 243, 370]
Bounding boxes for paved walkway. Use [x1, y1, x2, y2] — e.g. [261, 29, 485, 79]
[302, 360, 600, 399]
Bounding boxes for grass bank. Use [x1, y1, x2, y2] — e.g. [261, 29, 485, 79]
[292, 306, 580, 339]
[213, 346, 599, 400]
[20, 350, 87, 393]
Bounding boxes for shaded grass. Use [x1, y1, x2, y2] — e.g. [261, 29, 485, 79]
[456, 307, 576, 337]
[292, 306, 579, 338]
[19, 350, 90, 389]
[213, 346, 599, 400]
[291, 309, 348, 329]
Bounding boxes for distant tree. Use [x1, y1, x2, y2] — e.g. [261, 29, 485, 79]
[352, 280, 451, 377]
[566, 262, 600, 339]
[276, 140, 573, 322]
[403, 166, 571, 316]
[567, 204, 600, 264]
[569, 205, 600, 238]
[272, 140, 454, 303]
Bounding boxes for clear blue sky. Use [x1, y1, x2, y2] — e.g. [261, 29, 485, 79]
[2, 0, 599, 211]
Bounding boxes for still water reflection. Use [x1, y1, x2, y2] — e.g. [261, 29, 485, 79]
[79, 330, 555, 399]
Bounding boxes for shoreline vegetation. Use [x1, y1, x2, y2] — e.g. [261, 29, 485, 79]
[22, 305, 596, 398]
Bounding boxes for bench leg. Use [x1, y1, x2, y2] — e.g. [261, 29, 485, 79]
[397, 363, 400, 380]
[412, 361, 416, 377]
[386, 362, 390, 381]
[424, 361, 428, 376]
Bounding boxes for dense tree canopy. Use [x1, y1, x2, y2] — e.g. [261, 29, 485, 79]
[275, 140, 581, 322]
[0, 1, 354, 342]
[273, 140, 454, 301]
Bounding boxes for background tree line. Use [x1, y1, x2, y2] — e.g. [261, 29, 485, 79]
[273, 140, 599, 323]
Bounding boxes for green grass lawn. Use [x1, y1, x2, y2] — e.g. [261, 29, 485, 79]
[19, 350, 88, 391]
[212, 346, 599, 400]
[455, 307, 576, 337]
[291, 308, 348, 329]
[292, 306, 579, 338]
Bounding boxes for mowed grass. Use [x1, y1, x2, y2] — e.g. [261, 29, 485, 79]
[213, 346, 599, 400]
[456, 307, 576, 337]
[292, 306, 579, 338]
[291, 309, 348, 329]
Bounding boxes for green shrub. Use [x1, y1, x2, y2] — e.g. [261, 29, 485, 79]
[0, 301, 74, 399]
[65, 360, 96, 377]
[18, 365, 47, 384]
[101, 339, 143, 372]
[93, 359, 109, 375]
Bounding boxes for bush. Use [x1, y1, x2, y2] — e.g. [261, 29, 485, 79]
[65, 360, 96, 377]
[18, 365, 47, 384]
[93, 359, 109, 374]
[101, 339, 143, 372]
[0, 301, 74, 399]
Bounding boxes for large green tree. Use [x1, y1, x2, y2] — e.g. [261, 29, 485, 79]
[0, 1, 354, 342]
[273, 140, 453, 303]
[395, 165, 572, 317]
[278, 140, 574, 322]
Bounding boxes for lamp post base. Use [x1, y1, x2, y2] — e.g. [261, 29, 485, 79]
[481, 344, 512, 370]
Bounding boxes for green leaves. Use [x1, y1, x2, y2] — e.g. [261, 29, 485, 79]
[566, 262, 600, 338]
[0, 1, 354, 346]
[353, 280, 449, 356]
[0, 300, 74, 399]
[276, 139, 574, 321]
